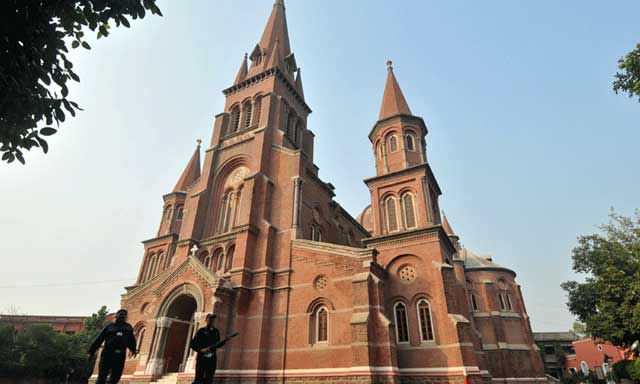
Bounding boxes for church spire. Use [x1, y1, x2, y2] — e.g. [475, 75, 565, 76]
[295, 67, 304, 98]
[173, 140, 201, 192]
[234, 53, 248, 85]
[259, 0, 291, 62]
[379, 60, 412, 120]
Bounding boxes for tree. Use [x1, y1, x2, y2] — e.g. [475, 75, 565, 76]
[561, 210, 640, 350]
[572, 321, 588, 339]
[613, 43, 640, 102]
[0, 0, 162, 164]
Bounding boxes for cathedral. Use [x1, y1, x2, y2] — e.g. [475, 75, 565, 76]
[97, 1, 545, 383]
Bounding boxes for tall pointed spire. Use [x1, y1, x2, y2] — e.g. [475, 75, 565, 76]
[234, 53, 248, 85]
[259, 0, 291, 61]
[379, 60, 412, 120]
[173, 140, 201, 192]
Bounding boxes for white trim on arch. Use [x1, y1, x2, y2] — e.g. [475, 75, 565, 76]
[416, 299, 435, 342]
[393, 301, 410, 344]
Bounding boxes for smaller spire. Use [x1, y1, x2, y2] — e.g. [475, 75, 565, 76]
[266, 38, 283, 69]
[379, 60, 412, 120]
[295, 67, 304, 99]
[234, 53, 248, 85]
[173, 140, 201, 192]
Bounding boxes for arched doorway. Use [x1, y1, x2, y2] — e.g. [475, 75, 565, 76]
[162, 294, 197, 373]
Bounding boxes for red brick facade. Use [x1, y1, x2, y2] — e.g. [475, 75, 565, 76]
[93, 1, 545, 383]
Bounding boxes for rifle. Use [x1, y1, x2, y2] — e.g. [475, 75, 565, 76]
[201, 331, 239, 353]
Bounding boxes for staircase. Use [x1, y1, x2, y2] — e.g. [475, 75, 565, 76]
[153, 373, 178, 384]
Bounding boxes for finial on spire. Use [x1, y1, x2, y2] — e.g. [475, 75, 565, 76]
[274, 0, 284, 6]
[387, 59, 393, 71]
[196, 139, 202, 147]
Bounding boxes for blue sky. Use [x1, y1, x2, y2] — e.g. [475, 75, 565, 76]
[0, 0, 638, 332]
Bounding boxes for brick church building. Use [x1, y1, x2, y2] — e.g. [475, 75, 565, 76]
[97, 1, 545, 383]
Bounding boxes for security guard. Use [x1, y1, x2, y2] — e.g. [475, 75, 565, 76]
[190, 314, 236, 384]
[88, 309, 137, 384]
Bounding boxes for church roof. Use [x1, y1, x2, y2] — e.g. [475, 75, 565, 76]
[462, 248, 515, 275]
[379, 61, 412, 120]
[356, 205, 373, 233]
[442, 213, 456, 237]
[173, 141, 201, 192]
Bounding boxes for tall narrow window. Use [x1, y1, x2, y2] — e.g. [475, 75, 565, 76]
[136, 328, 145, 353]
[394, 302, 409, 343]
[225, 246, 235, 272]
[224, 192, 234, 232]
[164, 206, 173, 222]
[505, 294, 513, 311]
[402, 193, 416, 229]
[253, 96, 262, 127]
[230, 106, 240, 134]
[213, 248, 224, 271]
[389, 135, 398, 152]
[217, 194, 229, 233]
[142, 254, 153, 282]
[470, 293, 479, 311]
[385, 197, 398, 232]
[316, 307, 328, 342]
[417, 300, 434, 342]
[202, 252, 211, 269]
[242, 101, 252, 129]
[405, 134, 415, 151]
[176, 205, 184, 221]
[376, 142, 383, 159]
[498, 294, 506, 311]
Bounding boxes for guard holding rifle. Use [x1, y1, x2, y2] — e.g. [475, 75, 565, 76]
[190, 313, 238, 384]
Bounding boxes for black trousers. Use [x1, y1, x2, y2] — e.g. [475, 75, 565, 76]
[96, 350, 126, 384]
[193, 355, 216, 384]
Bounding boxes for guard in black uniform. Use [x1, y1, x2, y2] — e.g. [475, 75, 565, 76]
[190, 314, 229, 384]
[88, 309, 138, 384]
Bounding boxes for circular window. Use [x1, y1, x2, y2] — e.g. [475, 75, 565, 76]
[497, 279, 508, 290]
[398, 265, 417, 282]
[314, 275, 328, 290]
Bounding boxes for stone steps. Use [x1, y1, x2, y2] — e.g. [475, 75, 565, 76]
[153, 373, 178, 384]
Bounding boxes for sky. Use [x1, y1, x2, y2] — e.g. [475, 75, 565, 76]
[0, 0, 638, 332]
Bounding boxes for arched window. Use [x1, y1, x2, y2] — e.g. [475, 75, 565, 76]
[315, 306, 328, 343]
[401, 193, 416, 229]
[253, 96, 262, 127]
[385, 197, 399, 232]
[389, 135, 398, 152]
[202, 252, 212, 269]
[164, 206, 173, 222]
[376, 141, 383, 159]
[405, 134, 415, 151]
[470, 293, 479, 311]
[229, 105, 241, 134]
[213, 248, 224, 271]
[225, 245, 235, 272]
[176, 205, 184, 221]
[217, 166, 249, 234]
[505, 294, 513, 311]
[287, 111, 297, 142]
[135, 327, 145, 355]
[394, 302, 409, 343]
[217, 193, 230, 233]
[242, 100, 252, 129]
[417, 299, 435, 342]
[142, 253, 154, 282]
[311, 225, 322, 242]
[498, 293, 506, 311]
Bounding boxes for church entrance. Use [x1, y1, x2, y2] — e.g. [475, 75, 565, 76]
[162, 294, 197, 373]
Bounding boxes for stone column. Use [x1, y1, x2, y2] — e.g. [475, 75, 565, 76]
[421, 176, 432, 223]
[145, 316, 173, 376]
[184, 312, 205, 373]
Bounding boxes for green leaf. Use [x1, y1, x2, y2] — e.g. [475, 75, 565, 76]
[121, 16, 130, 28]
[15, 152, 24, 164]
[40, 127, 58, 136]
[61, 84, 68, 97]
[72, 40, 80, 49]
[2, 152, 12, 161]
[35, 136, 49, 154]
[82, 41, 91, 50]
[69, 72, 80, 82]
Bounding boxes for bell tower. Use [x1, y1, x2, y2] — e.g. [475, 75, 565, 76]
[366, 61, 442, 238]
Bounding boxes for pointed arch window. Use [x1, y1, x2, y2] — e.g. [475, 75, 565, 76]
[202, 252, 212, 269]
[142, 253, 154, 282]
[384, 196, 399, 233]
[217, 193, 230, 233]
[401, 193, 417, 229]
[242, 100, 253, 129]
[315, 306, 329, 343]
[405, 134, 415, 151]
[176, 205, 184, 221]
[505, 294, 513, 311]
[311, 224, 322, 242]
[135, 327, 145, 354]
[394, 302, 409, 343]
[376, 141, 383, 159]
[389, 135, 398, 152]
[164, 206, 173, 222]
[417, 299, 435, 342]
